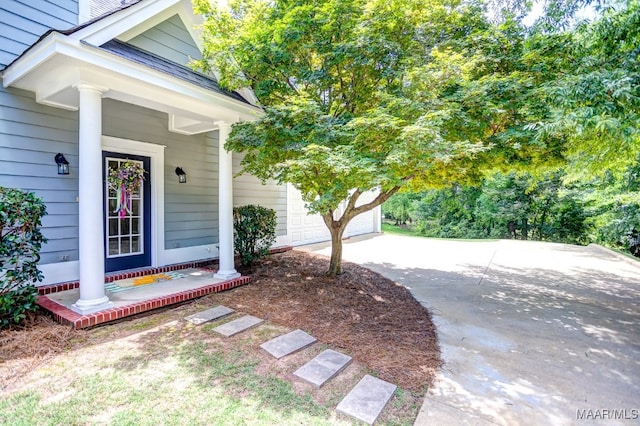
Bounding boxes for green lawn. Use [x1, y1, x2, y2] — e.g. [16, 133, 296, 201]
[382, 223, 498, 242]
[0, 301, 419, 426]
[381, 223, 418, 236]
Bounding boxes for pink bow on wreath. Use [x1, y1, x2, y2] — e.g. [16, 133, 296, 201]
[108, 161, 145, 219]
[114, 185, 132, 219]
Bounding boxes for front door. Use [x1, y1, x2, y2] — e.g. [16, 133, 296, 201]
[103, 151, 151, 272]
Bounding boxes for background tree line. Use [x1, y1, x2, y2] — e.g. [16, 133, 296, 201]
[383, 156, 640, 256]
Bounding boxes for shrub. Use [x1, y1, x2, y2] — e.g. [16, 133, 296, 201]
[0, 187, 47, 327]
[233, 205, 277, 266]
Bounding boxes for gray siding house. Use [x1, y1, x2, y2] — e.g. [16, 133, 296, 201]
[1, 0, 380, 314]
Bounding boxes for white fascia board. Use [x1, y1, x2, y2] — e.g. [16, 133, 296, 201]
[78, 43, 262, 117]
[1, 32, 65, 88]
[72, 0, 183, 46]
[5, 33, 261, 120]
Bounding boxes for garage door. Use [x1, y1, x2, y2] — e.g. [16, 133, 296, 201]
[288, 185, 331, 245]
[345, 190, 377, 237]
[288, 185, 379, 246]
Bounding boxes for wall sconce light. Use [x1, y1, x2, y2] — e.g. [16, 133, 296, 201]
[175, 167, 187, 183]
[55, 153, 69, 175]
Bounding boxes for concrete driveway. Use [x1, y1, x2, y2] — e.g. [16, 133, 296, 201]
[300, 234, 640, 425]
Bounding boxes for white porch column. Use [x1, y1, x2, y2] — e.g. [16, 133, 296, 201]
[72, 82, 114, 314]
[214, 121, 240, 279]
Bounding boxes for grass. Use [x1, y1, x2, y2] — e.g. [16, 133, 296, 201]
[0, 327, 343, 425]
[381, 223, 418, 236]
[382, 223, 498, 242]
[0, 303, 420, 425]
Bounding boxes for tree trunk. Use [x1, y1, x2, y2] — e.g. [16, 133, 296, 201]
[327, 226, 345, 275]
[321, 186, 401, 276]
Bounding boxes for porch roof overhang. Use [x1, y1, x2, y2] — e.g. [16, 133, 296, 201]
[1, 31, 262, 134]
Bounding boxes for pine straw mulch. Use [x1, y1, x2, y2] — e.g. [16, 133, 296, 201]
[0, 249, 441, 393]
[0, 314, 84, 389]
[217, 249, 442, 391]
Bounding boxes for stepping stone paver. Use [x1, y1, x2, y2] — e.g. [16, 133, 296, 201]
[336, 374, 397, 425]
[212, 315, 263, 337]
[260, 329, 317, 359]
[185, 305, 234, 325]
[293, 349, 352, 387]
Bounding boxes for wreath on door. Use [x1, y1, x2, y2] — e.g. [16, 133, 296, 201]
[107, 160, 145, 219]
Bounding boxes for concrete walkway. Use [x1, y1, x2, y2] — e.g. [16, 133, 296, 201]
[300, 234, 640, 425]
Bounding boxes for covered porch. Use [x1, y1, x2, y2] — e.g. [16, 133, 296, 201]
[2, 14, 263, 317]
[36, 260, 251, 329]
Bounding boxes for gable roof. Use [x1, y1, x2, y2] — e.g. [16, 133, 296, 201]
[2, 0, 260, 131]
[99, 39, 249, 104]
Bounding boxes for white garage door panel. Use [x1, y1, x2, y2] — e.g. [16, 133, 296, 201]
[289, 186, 331, 245]
[288, 186, 378, 246]
[346, 209, 374, 236]
[346, 189, 377, 237]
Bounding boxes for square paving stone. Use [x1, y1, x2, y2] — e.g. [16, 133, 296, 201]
[336, 375, 397, 425]
[212, 315, 263, 337]
[185, 305, 234, 326]
[260, 329, 317, 359]
[293, 349, 352, 387]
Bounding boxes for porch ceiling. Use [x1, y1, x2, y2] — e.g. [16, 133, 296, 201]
[1, 32, 262, 133]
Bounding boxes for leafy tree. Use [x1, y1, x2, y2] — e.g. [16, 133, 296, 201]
[552, 196, 590, 244]
[474, 173, 534, 239]
[587, 156, 640, 255]
[193, 0, 542, 275]
[531, 2, 640, 177]
[392, 171, 591, 243]
[411, 186, 480, 238]
[382, 193, 419, 226]
[195, 0, 637, 274]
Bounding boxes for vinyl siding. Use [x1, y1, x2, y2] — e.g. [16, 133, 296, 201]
[127, 14, 201, 66]
[0, 2, 81, 268]
[0, 86, 80, 265]
[232, 153, 288, 237]
[0, 0, 78, 68]
[102, 98, 219, 250]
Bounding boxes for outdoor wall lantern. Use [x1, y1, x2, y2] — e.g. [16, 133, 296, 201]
[55, 153, 69, 175]
[175, 167, 187, 183]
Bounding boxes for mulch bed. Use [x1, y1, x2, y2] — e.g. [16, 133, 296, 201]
[217, 250, 441, 391]
[0, 250, 441, 393]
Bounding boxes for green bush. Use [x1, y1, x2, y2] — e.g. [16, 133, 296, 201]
[233, 205, 277, 266]
[1, 187, 47, 327]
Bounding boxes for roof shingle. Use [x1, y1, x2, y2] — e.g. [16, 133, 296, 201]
[98, 39, 250, 104]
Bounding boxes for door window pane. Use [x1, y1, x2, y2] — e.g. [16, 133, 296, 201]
[108, 219, 118, 237]
[121, 218, 130, 235]
[108, 238, 119, 255]
[120, 237, 131, 254]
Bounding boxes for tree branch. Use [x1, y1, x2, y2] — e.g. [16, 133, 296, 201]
[350, 186, 401, 218]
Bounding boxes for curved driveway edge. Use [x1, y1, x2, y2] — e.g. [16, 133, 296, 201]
[298, 234, 640, 425]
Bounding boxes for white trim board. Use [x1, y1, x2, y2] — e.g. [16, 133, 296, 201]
[38, 261, 79, 286]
